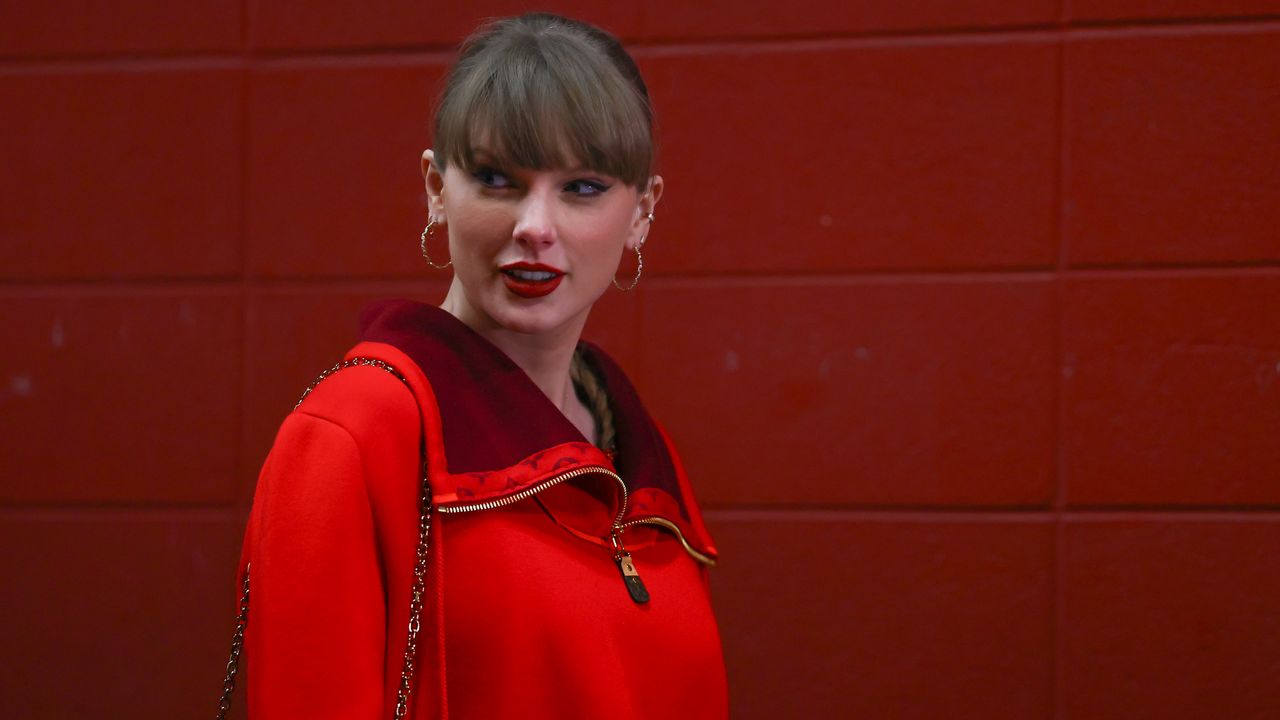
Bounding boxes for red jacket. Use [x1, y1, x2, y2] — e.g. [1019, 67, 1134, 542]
[234, 299, 728, 719]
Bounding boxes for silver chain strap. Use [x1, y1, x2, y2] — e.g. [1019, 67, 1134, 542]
[217, 357, 434, 718]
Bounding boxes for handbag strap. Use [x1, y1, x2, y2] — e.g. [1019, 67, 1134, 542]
[217, 357, 434, 719]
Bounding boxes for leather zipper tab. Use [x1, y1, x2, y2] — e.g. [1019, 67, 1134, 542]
[615, 552, 650, 604]
[611, 529, 650, 604]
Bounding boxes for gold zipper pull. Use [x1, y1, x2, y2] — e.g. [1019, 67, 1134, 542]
[611, 529, 650, 604]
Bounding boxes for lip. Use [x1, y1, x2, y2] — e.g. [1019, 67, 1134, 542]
[499, 261, 565, 299]
[500, 261, 565, 274]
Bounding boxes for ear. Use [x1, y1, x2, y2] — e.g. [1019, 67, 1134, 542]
[626, 174, 664, 251]
[422, 149, 447, 222]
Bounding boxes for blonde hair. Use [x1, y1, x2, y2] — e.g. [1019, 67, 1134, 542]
[571, 349, 616, 454]
[432, 13, 655, 188]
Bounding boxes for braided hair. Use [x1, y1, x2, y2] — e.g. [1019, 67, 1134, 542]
[569, 349, 616, 457]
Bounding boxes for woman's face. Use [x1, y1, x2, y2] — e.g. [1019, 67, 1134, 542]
[423, 148, 660, 338]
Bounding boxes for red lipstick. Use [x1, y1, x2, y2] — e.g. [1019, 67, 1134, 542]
[500, 262, 565, 299]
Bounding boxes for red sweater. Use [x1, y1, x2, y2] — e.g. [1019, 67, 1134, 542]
[234, 299, 728, 719]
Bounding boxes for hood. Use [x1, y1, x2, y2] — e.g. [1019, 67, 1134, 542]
[354, 298, 717, 564]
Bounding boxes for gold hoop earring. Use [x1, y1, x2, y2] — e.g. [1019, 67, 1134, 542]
[613, 212, 653, 291]
[612, 245, 643, 291]
[419, 219, 451, 269]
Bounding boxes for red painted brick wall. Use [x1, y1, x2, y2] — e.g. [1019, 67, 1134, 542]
[2, 2, 1278, 718]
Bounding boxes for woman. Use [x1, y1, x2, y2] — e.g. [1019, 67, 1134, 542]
[221, 12, 727, 720]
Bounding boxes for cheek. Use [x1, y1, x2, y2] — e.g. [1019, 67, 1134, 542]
[571, 215, 631, 278]
[564, 243, 624, 314]
[447, 202, 510, 262]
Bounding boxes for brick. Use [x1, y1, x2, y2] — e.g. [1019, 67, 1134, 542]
[1062, 274, 1280, 506]
[639, 40, 1058, 274]
[0, 512, 245, 717]
[641, 279, 1056, 507]
[250, 1, 641, 50]
[709, 514, 1053, 719]
[1062, 520, 1280, 719]
[1065, 30, 1280, 265]
[246, 62, 447, 278]
[0, 1, 240, 57]
[0, 69, 242, 279]
[1069, 0, 1280, 21]
[640, 0, 1055, 39]
[0, 293, 241, 504]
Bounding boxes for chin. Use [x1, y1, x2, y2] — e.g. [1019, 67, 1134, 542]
[488, 297, 580, 336]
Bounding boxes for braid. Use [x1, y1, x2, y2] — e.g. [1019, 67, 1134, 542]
[570, 349, 616, 455]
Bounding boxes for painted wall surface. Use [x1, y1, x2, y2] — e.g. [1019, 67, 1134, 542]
[2, 2, 1279, 718]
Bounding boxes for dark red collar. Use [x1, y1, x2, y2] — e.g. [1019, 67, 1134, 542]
[356, 299, 689, 524]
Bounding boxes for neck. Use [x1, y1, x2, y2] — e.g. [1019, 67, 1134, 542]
[439, 281, 586, 415]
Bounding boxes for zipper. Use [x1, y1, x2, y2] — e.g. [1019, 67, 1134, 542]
[436, 464, 628, 527]
[616, 516, 718, 568]
[438, 464, 710, 603]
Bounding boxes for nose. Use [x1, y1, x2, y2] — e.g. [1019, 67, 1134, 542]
[512, 189, 557, 250]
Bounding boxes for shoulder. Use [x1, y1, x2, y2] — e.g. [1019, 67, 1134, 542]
[251, 349, 428, 517]
[289, 351, 422, 455]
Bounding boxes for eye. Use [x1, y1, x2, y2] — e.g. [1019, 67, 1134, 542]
[472, 166, 513, 189]
[563, 179, 610, 197]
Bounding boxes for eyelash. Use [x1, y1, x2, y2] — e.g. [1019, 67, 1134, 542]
[564, 179, 610, 197]
[472, 166, 511, 188]
[472, 167, 610, 197]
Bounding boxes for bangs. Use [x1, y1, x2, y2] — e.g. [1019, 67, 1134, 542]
[434, 24, 653, 187]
